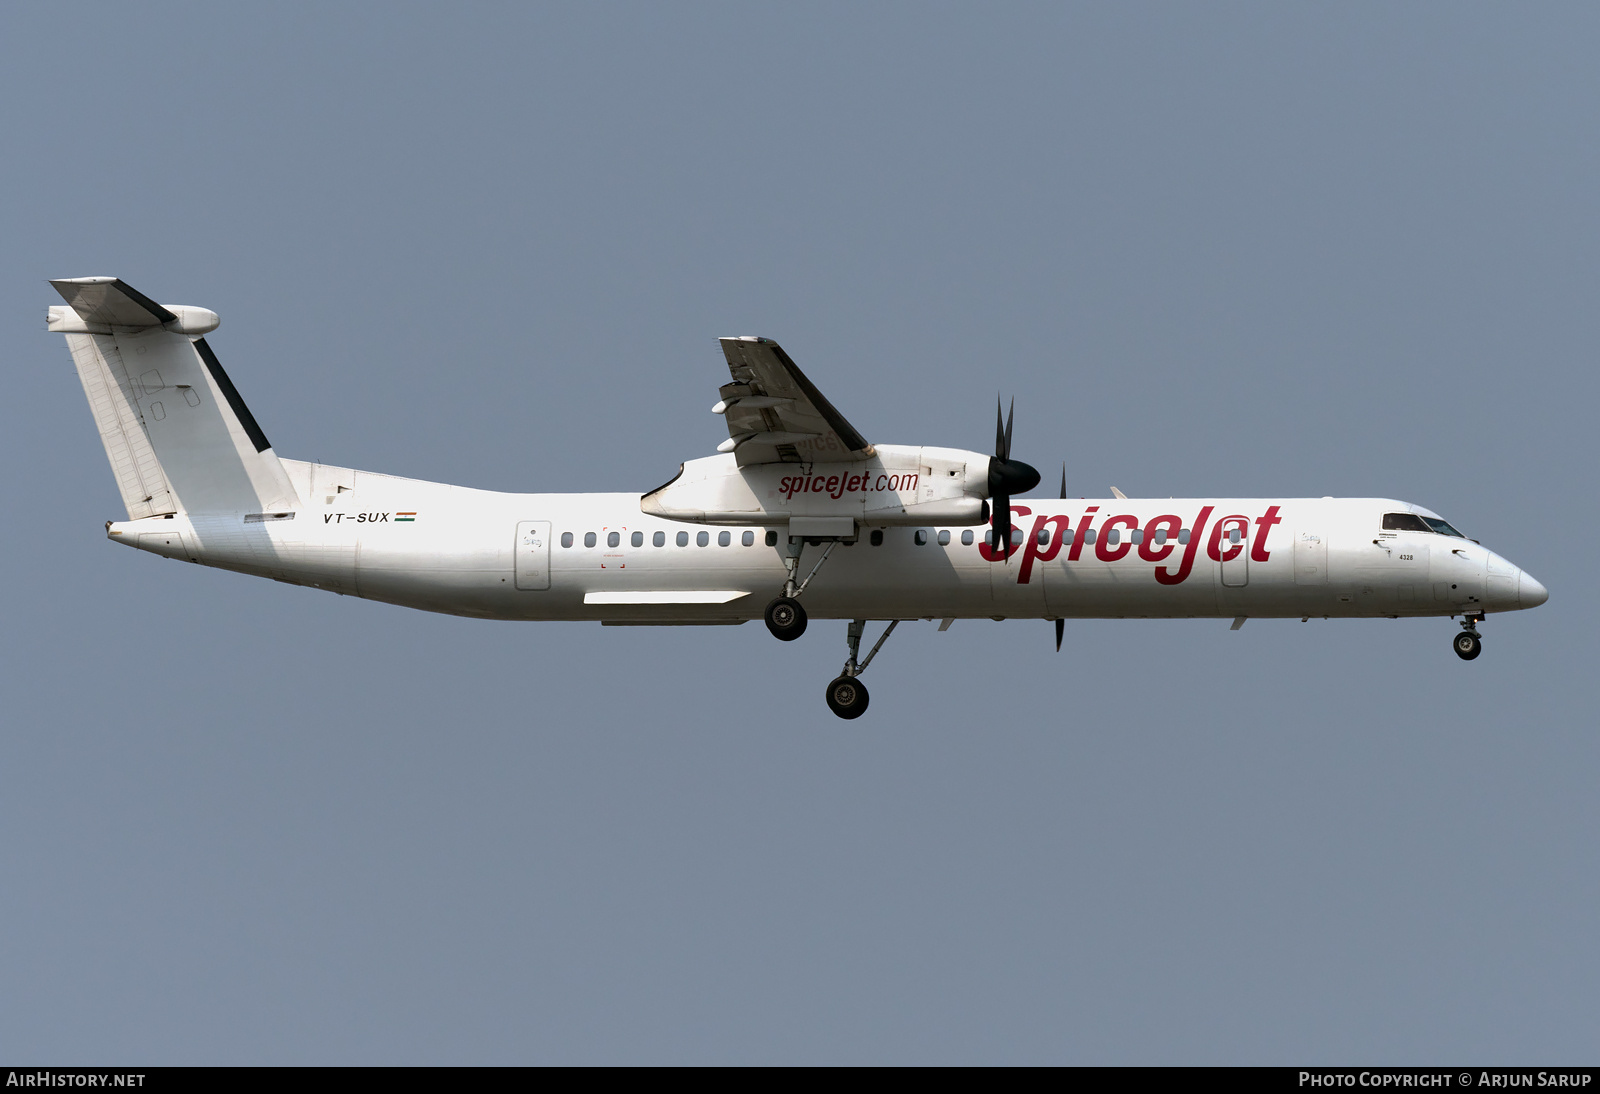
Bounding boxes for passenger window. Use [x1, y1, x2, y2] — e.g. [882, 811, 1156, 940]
[560, 532, 573, 548]
[653, 531, 665, 547]
[718, 530, 731, 546]
[584, 532, 596, 548]
[742, 530, 754, 546]
[631, 531, 643, 547]
[1037, 528, 1049, 545]
[1382, 512, 1432, 533]
[1179, 529, 1190, 544]
[765, 530, 778, 547]
[1085, 528, 1097, 544]
[961, 529, 973, 545]
[697, 531, 709, 547]
[1154, 529, 1167, 544]
[1131, 529, 1143, 544]
[607, 531, 620, 548]
[938, 529, 951, 546]
[1106, 528, 1119, 545]
[870, 530, 884, 546]
[1227, 528, 1241, 544]
[914, 529, 927, 545]
[677, 531, 689, 547]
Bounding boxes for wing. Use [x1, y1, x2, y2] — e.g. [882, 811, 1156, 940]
[715, 337, 873, 465]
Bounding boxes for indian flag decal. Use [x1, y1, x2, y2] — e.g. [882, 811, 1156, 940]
[395, 512, 417, 522]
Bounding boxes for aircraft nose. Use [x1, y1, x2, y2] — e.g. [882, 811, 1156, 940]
[1519, 570, 1549, 609]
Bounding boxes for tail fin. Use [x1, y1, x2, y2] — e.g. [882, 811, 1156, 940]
[49, 277, 300, 518]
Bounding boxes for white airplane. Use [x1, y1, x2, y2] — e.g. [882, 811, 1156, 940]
[49, 277, 1548, 718]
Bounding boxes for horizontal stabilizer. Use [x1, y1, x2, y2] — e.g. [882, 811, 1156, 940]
[49, 277, 219, 336]
[50, 277, 173, 326]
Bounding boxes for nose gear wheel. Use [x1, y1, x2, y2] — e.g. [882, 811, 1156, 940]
[826, 676, 869, 718]
[821, 619, 900, 719]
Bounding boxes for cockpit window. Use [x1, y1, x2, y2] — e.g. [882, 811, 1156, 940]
[1382, 513, 1432, 533]
[1383, 512, 1467, 537]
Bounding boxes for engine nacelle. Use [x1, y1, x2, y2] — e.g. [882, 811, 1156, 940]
[641, 444, 990, 531]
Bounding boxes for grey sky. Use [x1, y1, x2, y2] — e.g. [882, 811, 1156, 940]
[1, 2, 1594, 1063]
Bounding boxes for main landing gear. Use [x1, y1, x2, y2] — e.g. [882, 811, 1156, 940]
[765, 596, 806, 641]
[1453, 613, 1484, 661]
[825, 618, 900, 720]
[762, 536, 841, 642]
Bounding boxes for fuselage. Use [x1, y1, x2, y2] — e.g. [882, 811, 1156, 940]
[108, 458, 1548, 626]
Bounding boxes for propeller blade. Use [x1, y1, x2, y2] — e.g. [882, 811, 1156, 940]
[1055, 617, 1064, 652]
[984, 398, 1039, 560]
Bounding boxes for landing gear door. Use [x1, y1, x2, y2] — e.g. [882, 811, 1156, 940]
[515, 520, 551, 590]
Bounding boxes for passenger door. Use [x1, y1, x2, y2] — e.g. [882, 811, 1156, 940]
[1294, 531, 1327, 585]
[514, 520, 551, 590]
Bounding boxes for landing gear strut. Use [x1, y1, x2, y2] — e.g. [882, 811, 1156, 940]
[825, 618, 899, 720]
[1454, 613, 1484, 661]
[763, 536, 841, 642]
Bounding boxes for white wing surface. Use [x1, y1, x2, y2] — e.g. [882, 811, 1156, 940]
[716, 337, 873, 465]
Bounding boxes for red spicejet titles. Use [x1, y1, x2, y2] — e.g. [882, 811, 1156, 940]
[779, 472, 918, 501]
[979, 504, 1281, 586]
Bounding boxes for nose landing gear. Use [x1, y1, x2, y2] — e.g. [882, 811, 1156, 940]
[826, 675, 869, 719]
[1453, 613, 1484, 661]
[825, 618, 900, 720]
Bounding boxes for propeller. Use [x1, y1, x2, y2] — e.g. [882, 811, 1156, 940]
[1055, 462, 1066, 652]
[987, 398, 1040, 557]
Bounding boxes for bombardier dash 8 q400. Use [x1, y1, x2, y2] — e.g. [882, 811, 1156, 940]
[50, 277, 1548, 719]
